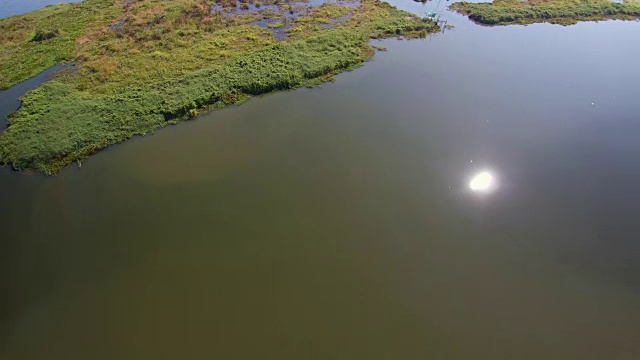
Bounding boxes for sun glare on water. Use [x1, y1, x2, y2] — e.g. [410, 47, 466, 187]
[469, 171, 496, 193]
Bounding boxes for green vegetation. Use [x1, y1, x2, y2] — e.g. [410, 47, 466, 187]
[0, 0, 120, 89]
[451, 0, 640, 25]
[0, 0, 438, 173]
[31, 29, 60, 42]
[267, 19, 287, 28]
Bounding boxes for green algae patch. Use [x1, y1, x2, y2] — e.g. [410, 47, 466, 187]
[0, 0, 438, 173]
[450, 0, 640, 26]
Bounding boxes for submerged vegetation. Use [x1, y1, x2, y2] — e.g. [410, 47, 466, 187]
[0, 0, 438, 173]
[451, 0, 640, 25]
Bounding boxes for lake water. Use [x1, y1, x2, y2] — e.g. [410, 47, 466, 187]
[0, 0, 82, 18]
[1, 1, 639, 359]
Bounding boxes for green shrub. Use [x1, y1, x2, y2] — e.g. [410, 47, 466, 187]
[31, 29, 59, 42]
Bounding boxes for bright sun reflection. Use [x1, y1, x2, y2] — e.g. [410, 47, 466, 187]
[469, 171, 495, 193]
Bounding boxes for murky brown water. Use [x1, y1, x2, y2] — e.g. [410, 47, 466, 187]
[1, 1, 639, 359]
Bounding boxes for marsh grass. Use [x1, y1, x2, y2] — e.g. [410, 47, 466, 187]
[0, 0, 120, 89]
[0, 0, 439, 173]
[451, 0, 640, 25]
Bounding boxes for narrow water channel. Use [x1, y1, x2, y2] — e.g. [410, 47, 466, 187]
[0, 65, 63, 131]
[1, 1, 639, 359]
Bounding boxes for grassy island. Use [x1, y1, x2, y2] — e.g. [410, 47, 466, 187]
[0, 0, 438, 173]
[451, 0, 640, 25]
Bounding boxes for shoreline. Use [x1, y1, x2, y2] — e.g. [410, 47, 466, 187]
[0, 0, 439, 173]
[2, 0, 640, 173]
[0, 64, 65, 133]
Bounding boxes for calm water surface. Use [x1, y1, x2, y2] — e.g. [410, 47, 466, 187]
[1, 1, 639, 358]
[0, 0, 82, 18]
